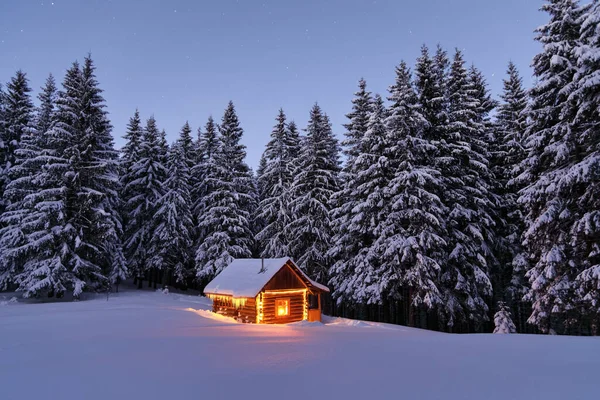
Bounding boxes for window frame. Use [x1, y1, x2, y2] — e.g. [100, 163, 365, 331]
[275, 298, 290, 318]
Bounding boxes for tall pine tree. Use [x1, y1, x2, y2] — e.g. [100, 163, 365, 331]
[494, 62, 529, 328]
[36, 74, 57, 145]
[0, 59, 123, 298]
[372, 63, 447, 325]
[571, 0, 600, 327]
[0, 71, 37, 290]
[0, 71, 35, 217]
[67, 56, 125, 293]
[438, 50, 494, 331]
[120, 110, 143, 219]
[192, 116, 219, 244]
[329, 79, 373, 305]
[195, 102, 254, 281]
[124, 116, 167, 288]
[518, 0, 591, 333]
[256, 109, 299, 258]
[415, 45, 447, 144]
[288, 104, 339, 282]
[148, 141, 194, 285]
[176, 121, 195, 171]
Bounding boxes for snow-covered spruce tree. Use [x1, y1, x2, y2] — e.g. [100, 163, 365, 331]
[375, 62, 448, 326]
[36, 74, 57, 148]
[176, 121, 196, 172]
[221, 102, 258, 240]
[256, 109, 299, 257]
[433, 44, 450, 108]
[0, 71, 36, 218]
[124, 116, 167, 288]
[469, 64, 504, 315]
[0, 63, 82, 297]
[195, 102, 254, 282]
[165, 121, 197, 279]
[119, 109, 143, 239]
[189, 124, 202, 210]
[329, 79, 373, 305]
[287, 104, 340, 282]
[0, 71, 37, 289]
[34, 57, 123, 294]
[415, 44, 448, 144]
[4, 74, 52, 235]
[191, 116, 219, 238]
[469, 65, 498, 125]
[570, 0, 600, 328]
[493, 301, 517, 334]
[286, 121, 301, 161]
[518, 0, 591, 333]
[148, 142, 194, 285]
[330, 94, 388, 308]
[158, 129, 169, 165]
[437, 50, 495, 331]
[256, 152, 268, 202]
[253, 153, 269, 252]
[120, 110, 143, 182]
[255, 119, 300, 256]
[67, 56, 125, 293]
[494, 62, 529, 328]
[341, 78, 373, 163]
[323, 113, 341, 173]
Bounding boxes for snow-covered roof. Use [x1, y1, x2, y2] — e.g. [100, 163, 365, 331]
[203, 257, 329, 298]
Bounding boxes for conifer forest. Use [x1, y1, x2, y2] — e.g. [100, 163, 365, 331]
[1, 0, 599, 335]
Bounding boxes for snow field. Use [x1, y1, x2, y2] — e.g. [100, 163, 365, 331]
[1, 290, 599, 400]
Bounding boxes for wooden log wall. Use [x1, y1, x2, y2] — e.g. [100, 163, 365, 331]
[212, 297, 257, 323]
[261, 291, 305, 324]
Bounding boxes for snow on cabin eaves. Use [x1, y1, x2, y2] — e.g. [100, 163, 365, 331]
[203, 257, 329, 298]
[307, 277, 329, 293]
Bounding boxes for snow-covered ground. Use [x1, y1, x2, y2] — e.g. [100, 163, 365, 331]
[1, 290, 599, 400]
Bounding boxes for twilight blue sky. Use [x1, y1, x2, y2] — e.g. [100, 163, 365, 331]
[1, 0, 545, 168]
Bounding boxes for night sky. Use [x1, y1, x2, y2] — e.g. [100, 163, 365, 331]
[0, 0, 545, 168]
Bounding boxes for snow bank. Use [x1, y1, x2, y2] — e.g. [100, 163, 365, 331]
[324, 315, 374, 327]
[288, 320, 324, 327]
[184, 307, 238, 324]
[0, 296, 18, 306]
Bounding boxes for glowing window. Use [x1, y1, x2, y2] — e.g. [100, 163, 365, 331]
[276, 299, 290, 317]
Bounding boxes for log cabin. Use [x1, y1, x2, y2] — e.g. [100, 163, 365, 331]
[203, 257, 329, 324]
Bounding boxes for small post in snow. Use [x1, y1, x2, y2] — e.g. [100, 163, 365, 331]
[259, 257, 266, 274]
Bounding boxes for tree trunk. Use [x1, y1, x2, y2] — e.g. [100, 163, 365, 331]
[408, 287, 415, 327]
[162, 269, 169, 287]
[420, 307, 428, 330]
